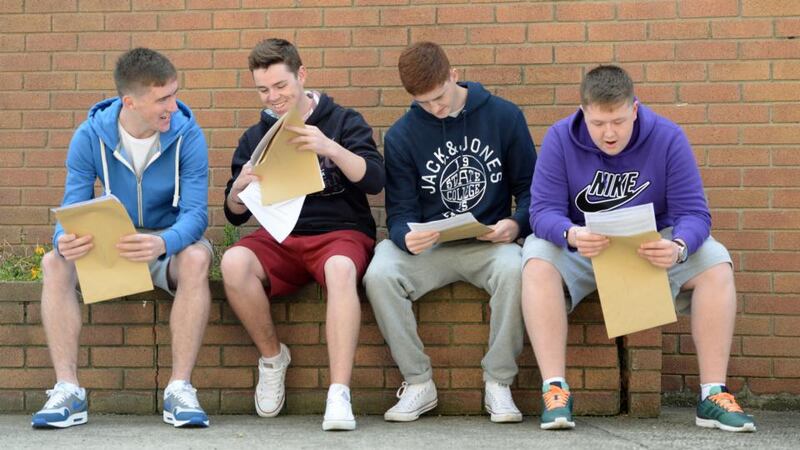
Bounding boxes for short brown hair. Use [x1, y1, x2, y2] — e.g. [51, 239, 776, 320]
[580, 65, 635, 108]
[248, 38, 303, 74]
[114, 48, 176, 97]
[397, 41, 451, 96]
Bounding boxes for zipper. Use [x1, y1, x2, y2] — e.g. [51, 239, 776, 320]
[113, 140, 163, 228]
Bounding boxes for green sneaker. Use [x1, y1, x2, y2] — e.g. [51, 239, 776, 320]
[540, 381, 575, 430]
[696, 386, 756, 432]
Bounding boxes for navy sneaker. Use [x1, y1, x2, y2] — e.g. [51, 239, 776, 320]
[540, 381, 575, 430]
[163, 381, 209, 428]
[31, 382, 88, 429]
[696, 385, 756, 432]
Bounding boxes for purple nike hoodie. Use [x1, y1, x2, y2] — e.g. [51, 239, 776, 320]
[529, 102, 711, 254]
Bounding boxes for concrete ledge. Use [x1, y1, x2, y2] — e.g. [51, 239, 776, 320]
[0, 281, 660, 417]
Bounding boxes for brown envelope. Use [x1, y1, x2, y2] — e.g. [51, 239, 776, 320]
[438, 222, 493, 243]
[591, 231, 677, 338]
[250, 106, 325, 205]
[52, 196, 154, 303]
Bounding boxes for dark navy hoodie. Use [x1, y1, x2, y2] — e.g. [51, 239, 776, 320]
[384, 82, 536, 253]
[224, 93, 384, 239]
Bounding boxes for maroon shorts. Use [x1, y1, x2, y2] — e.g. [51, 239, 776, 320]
[233, 228, 375, 297]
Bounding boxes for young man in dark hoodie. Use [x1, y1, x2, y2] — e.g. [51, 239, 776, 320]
[364, 42, 536, 423]
[522, 65, 755, 432]
[220, 38, 384, 431]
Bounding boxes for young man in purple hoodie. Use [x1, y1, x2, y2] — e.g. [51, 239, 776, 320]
[522, 65, 755, 432]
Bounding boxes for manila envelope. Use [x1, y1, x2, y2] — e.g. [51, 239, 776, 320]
[438, 222, 493, 243]
[591, 231, 677, 338]
[52, 196, 153, 303]
[249, 106, 325, 205]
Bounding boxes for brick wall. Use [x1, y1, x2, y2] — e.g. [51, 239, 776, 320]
[1, 1, 798, 408]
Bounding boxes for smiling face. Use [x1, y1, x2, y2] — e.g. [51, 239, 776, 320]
[120, 78, 179, 138]
[412, 69, 464, 119]
[252, 63, 308, 117]
[582, 100, 638, 156]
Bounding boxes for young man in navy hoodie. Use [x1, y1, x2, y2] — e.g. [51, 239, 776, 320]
[522, 65, 755, 432]
[221, 39, 384, 431]
[33, 48, 212, 429]
[364, 41, 536, 423]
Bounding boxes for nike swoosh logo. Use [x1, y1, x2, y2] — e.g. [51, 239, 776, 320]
[575, 181, 650, 213]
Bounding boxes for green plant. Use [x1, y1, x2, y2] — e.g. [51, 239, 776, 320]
[0, 239, 49, 281]
[209, 224, 241, 281]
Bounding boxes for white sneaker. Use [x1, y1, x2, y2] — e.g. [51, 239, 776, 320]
[255, 343, 290, 417]
[485, 381, 522, 423]
[384, 380, 438, 422]
[322, 384, 356, 431]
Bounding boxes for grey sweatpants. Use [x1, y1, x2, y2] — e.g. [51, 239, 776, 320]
[363, 239, 524, 385]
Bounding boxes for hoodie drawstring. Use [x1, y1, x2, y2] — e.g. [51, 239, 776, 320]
[172, 135, 182, 207]
[99, 138, 111, 196]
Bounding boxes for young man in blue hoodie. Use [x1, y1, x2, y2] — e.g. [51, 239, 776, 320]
[33, 48, 211, 429]
[221, 39, 384, 431]
[522, 65, 755, 432]
[364, 41, 536, 423]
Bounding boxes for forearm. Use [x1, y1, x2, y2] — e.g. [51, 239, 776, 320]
[328, 143, 367, 183]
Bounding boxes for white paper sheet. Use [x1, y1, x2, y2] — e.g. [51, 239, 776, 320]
[238, 181, 305, 243]
[584, 203, 657, 237]
[408, 212, 481, 232]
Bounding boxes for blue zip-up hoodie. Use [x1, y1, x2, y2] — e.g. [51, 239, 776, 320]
[53, 98, 208, 258]
[530, 102, 711, 254]
[384, 81, 536, 253]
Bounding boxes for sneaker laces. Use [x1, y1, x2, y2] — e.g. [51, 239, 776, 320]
[170, 384, 201, 409]
[708, 392, 743, 413]
[543, 386, 570, 411]
[43, 387, 71, 409]
[257, 361, 286, 397]
[394, 382, 427, 410]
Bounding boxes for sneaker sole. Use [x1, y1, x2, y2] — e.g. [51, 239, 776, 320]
[486, 407, 523, 423]
[322, 419, 356, 431]
[163, 411, 210, 428]
[540, 417, 576, 430]
[695, 417, 756, 432]
[384, 399, 438, 422]
[255, 393, 285, 418]
[31, 411, 88, 429]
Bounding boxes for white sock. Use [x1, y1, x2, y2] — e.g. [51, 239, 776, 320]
[260, 346, 286, 364]
[701, 382, 725, 401]
[165, 379, 189, 395]
[328, 383, 350, 401]
[55, 381, 84, 400]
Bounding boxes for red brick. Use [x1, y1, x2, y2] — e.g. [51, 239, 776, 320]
[708, 104, 769, 124]
[745, 295, 800, 314]
[352, 27, 407, 47]
[470, 25, 526, 44]
[0, 53, 51, 72]
[53, 13, 104, 31]
[439, 5, 493, 24]
[530, 23, 585, 42]
[775, 317, 800, 336]
[744, 83, 800, 101]
[324, 9, 378, 27]
[91, 302, 154, 324]
[158, 12, 211, 30]
[707, 189, 768, 208]
[194, 0, 240, 7]
[187, 31, 239, 49]
[679, 83, 740, 103]
[377, 7, 434, 26]
[556, 2, 614, 21]
[741, 40, 800, 59]
[776, 18, 800, 37]
[773, 148, 800, 166]
[650, 104, 707, 124]
[590, 22, 644, 41]
[465, 67, 521, 85]
[585, 368, 620, 390]
[132, 0, 183, 10]
[676, 41, 737, 60]
[192, 368, 253, 388]
[267, 9, 320, 28]
[649, 20, 709, 39]
[105, 13, 157, 31]
[742, 0, 800, 16]
[679, 0, 738, 17]
[213, 10, 266, 29]
[647, 63, 706, 82]
[775, 359, 800, 377]
[411, 26, 466, 45]
[0, 14, 51, 32]
[618, 1, 676, 20]
[616, 42, 674, 62]
[496, 3, 552, 22]
[0, 35, 24, 52]
[324, 49, 379, 68]
[712, 19, 773, 38]
[566, 346, 618, 368]
[685, 126, 738, 145]
[773, 233, 800, 251]
[555, 45, 613, 64]
[743, 336, 800, 357]
[25, 33, 77, 52]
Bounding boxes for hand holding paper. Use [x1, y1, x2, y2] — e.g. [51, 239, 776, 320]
[56, 233, 94, 261]
[405, 230, 440, 255]
[476, 218, 520, 244]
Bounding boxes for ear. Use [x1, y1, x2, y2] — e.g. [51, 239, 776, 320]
[121, 94, 135, 109]
[449, 68, 459, 84]
[632, 100, 639, 120]
[296, 65, 307, 86]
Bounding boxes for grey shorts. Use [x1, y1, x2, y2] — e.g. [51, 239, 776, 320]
[521, 227, 732, 314]
[142, 230, 212, 297]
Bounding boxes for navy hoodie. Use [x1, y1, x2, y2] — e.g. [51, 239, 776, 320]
[224, 93, 384, 239]
[384, 82, 536, 253]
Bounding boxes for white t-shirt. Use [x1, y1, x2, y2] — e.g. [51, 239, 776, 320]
[118, 121, 159, 177]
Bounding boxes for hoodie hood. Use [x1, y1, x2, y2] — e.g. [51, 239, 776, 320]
[87, 97, 195, 152]
[567, 99, 655, 159]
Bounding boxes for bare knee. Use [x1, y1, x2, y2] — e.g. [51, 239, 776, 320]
[175, 244, 211, 283]
[41, 251, 75, 284]
[687, 263, 735, 293]
[324, 255, 357, 284]
[221, 246, 259, 286]
[523, 258, 561, 285]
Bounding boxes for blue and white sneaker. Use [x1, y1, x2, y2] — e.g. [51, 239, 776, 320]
[31, 382, 88, 429]
[163, 381, 209, 428]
